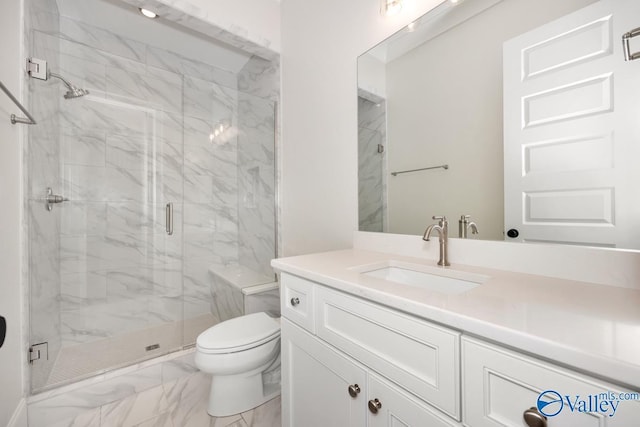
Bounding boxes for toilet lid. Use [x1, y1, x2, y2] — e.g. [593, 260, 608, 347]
[197, 312, 280, 353]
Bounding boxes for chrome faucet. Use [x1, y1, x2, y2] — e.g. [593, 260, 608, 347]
[422, 216, 450, 267]
[458, 215, 479, 238]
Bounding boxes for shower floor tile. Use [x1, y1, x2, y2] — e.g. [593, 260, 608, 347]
[43, 314, 216, 389]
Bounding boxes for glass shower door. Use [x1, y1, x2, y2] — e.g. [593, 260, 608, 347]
[28, 64, 185, 392]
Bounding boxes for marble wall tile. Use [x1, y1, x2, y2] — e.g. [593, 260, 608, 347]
[184, 76, 237, 122]
[238, 57, 280, 103]
[244, 289, 280, 317]
[211, 279, 244, 323]
[237, 94, 276, 277]
[106, 65, 182, 114]
[60, 202, 108, 236]
[358, 97, 387, 233]
[61, 127, 107, 168]
[59, 15, 146, 63]
[59, 52, 108, 94]
[358, 97, 386, 133]
[146, 46, 236, 89]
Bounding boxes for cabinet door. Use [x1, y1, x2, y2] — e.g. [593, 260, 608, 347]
[368, 373, 458, 427]
[463, 337, 640, 427]
[316, 286, 461, 419]
[281, 319, 367, 427]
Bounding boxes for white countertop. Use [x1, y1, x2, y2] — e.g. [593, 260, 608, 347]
[272, 249, 640, 389]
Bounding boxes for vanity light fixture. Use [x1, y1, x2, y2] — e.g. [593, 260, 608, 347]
[381, 0, 403, 16]
[139, 8, 159, 19]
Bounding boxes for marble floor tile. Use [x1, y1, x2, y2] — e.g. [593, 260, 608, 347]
[210, 414, 247, 427]
[100, 384, 169, 427]
[132, 411, 174, 427]
[241, 397, 281, 427]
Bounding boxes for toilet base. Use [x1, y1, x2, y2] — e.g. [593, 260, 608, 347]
[207, 371, 281, 417]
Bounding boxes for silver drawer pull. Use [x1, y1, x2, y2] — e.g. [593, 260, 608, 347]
[348, 384, 361, 398]
[523, 407, 547, 427]
[368, 398, 382, 414]
[290, 297, 300, 306]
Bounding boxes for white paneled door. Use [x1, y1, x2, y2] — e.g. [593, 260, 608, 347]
[503, 0, 640, 247]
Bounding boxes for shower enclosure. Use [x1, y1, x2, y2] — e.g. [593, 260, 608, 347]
[25, 0, 279, 392]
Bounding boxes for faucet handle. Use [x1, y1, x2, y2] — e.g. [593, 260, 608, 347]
[460, 214, 471, 221]
[432, 215, 448, 226]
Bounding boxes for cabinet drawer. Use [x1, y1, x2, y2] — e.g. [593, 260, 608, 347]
[281, 273, 315, 333]
[316, 286, 461, 420]
[462, 336, 640, 427]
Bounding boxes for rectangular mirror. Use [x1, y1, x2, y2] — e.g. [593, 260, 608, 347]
[357, 0, 640, 250]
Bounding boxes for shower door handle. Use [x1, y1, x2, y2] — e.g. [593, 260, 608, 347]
[166, 203, 173, 236]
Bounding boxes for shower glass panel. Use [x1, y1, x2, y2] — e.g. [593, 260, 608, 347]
[27, 7, 185, 390]
[25, 0, 279, 393]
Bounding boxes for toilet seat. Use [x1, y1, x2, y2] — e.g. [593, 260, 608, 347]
[197, 312, 280, 354]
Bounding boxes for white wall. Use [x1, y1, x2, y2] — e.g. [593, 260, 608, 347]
[280, 0, 444, 256]
[0, 0, 26, 424]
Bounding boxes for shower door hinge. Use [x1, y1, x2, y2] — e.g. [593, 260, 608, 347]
[26, 58, 47, 80]
[29, 342, 48, 364]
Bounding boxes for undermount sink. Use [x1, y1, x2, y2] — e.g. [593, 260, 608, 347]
[354, 261, 489, 295]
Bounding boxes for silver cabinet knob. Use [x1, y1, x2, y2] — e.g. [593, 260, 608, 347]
[290, 297, 300, 306]
[348, 384, 361, 398]
[368, 398, 382, 414]
[523, 407, 547, 427]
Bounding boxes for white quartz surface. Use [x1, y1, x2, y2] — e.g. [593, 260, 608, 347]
[272, 249, 640, 388]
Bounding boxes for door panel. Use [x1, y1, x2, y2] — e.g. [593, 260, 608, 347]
[504, 0, 640, 247]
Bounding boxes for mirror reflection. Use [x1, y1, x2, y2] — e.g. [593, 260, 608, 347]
[357, 0, 640, 250]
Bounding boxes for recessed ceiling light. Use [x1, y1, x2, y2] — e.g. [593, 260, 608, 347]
[139, 8, 158, 19]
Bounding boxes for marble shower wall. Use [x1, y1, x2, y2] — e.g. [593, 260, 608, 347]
[358, 97, 387, 232]
[25, 0, 278, 390]
[26, 0, 63, 392]
[237, 56, 279, 279]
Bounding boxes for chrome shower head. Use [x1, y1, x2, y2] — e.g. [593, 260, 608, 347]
[63, 85, 90, 99]
[48, 72, 89, 99]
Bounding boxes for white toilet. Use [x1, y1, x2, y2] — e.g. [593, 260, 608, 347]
[195, 311, 281, 417]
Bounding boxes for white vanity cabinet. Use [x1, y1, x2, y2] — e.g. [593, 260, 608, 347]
[280, 272, 640, 427]
[280, 273, 461, 427]
[462, 337, 640, 427]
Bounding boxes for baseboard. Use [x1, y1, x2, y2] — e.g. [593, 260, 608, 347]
[7, 398, 27, 427]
